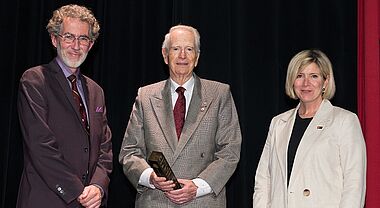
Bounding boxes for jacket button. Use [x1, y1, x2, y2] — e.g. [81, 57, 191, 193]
[200, 153, 205, 158]
[82, 174, 87, 180]
[84, 147, 88, 152]
[303, 189, 310, 196]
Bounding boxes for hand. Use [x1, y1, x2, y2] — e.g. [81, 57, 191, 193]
[77, 185, 102, 208]
[150, 171, 176, 192]
[164, 179, 197, 205]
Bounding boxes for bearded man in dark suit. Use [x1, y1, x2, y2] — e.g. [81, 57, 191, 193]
[17, 4, 112, 208]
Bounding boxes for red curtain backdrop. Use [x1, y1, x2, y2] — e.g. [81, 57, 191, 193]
[358, 0, 380, 207]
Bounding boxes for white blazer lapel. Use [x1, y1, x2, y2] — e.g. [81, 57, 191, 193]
[275, 108, 297, 186]
[288, 100, 333, 187]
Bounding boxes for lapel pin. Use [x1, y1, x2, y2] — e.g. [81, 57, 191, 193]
[316, 125, 324, 130]
[200, 102, 207, 112]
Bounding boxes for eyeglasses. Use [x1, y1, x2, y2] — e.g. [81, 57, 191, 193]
[56, 33, 92, 46]
[169, 46, 196, 55]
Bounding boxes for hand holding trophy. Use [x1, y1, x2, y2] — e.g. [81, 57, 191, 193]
[148, 151, 182, 190]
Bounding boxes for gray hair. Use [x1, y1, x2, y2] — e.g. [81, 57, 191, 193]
[46, 4, 100, 41]
[162, 25, 201, 54]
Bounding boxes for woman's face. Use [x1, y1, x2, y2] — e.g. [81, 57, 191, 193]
[293, 62, 328, 105]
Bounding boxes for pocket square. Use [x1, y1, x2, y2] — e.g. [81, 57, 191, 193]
[96, 106, 103, 112]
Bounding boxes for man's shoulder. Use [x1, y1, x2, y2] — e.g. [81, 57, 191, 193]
[198, 78, 230, 93]
[139, 80, 167, 93]
[200, 78, 226, 84]
[21, 59, 59, 77]
[22, 65, 43, 77]
[20, 63, 53, 83]
[142, 80, 167, 88]
[82, 75, 105, 93]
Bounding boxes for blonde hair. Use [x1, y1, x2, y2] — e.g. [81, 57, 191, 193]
[285, 49, 336, 100]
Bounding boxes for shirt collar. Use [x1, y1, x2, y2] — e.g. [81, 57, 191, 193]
[170, 75, 194, 93]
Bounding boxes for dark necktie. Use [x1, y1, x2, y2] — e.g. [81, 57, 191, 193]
[173, 87, 186, 139]
[68, 75, 90, 134]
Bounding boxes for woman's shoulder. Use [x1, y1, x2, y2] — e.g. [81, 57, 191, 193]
[272, 108, 297, 122]
[320, 100, 359, 123]
[331, 105, 359, 121]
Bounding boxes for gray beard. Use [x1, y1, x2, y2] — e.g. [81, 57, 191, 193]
[57, 45, 88, 68]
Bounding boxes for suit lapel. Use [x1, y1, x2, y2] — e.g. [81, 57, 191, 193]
[150, 80, 178, 152]
[150, 75, 215, 158]
[173, 75, 213, 159]
[50, 60, 82, 118]
[275, 108, 297, 186]
[50, 60, 87, 132]
[79, 74, 90, 108]
[288, 100, 333, 187]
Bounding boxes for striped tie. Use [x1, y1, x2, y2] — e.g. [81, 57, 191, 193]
[68, 74, 90, 134]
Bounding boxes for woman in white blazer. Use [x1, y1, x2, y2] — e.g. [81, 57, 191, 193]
[253, 49, 366, 208]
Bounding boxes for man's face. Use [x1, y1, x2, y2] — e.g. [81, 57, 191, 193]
[51, 17, 93, 73]
[162, 29, 199, 82]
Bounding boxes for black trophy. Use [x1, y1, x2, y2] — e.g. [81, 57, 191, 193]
[148, 151, 182, 189]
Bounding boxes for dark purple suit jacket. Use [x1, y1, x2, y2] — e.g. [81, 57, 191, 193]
[17, 59, 113, 208]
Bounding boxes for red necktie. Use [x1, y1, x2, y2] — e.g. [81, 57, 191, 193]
[173, 87, 186, 139]
[68, 75, 90, 134]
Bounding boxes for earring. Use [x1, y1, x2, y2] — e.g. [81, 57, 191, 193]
[322, 87, 326, 95]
